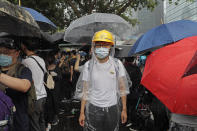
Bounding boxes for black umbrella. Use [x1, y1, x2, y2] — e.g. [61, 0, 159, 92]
[0, 0, 41, 38]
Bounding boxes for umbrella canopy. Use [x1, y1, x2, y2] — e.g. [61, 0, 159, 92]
[64, 13, 132, 43]
[51, 32, 65, 44]
[129, 20, 197, 56]
[0, 0, 41, 38]
[141, 36, 197, 115]
[23, 7, 57, 31]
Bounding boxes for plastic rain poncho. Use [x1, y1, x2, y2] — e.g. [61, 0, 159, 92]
[75, 38, 132, 131]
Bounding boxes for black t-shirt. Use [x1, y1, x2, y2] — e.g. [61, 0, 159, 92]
[124, 63, 142, 89]
[5, 67, 32, 131]
[70, 58, 80, 85]
[70, 58, 76, 67]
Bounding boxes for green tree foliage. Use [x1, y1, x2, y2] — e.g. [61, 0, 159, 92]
[7, 0, 193, 30]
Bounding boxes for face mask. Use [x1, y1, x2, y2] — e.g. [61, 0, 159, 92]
[0, 54, 12, 67]
[95, 47, 109, 59]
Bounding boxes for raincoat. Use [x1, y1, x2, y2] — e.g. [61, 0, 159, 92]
[75, 41, 131, 131]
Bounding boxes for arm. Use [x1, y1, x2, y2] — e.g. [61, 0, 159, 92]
[0, 73, 31, 93]
[74, 54, 80, 72]
[79, 80, 88, 127]
[121, 95, 127, 111]
[70, 65, 73, 82]
[119, 77, 127, 124]
[58, 61, 64, 68]
[58, 56, 65, 68]
[79, 98, 86, 127]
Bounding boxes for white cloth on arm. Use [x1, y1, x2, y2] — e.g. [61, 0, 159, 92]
[82, 57, 126, 107]
[22, 56, 47, 100]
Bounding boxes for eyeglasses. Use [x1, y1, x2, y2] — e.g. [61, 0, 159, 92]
[94, 41, 111, 48]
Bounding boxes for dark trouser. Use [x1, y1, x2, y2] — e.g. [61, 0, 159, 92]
[45, 88, 59, 123]
[150, 97, 169, 131]
[29, 97, 46, 131]
[84, 103, 119, 131]
[127, 92, 139, 124]
[169, 122, 197, 131]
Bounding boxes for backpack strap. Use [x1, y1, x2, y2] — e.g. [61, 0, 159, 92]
[16, 64, 26, 78]
[113, 58, 119, 78]
[29, 56, 45, 73]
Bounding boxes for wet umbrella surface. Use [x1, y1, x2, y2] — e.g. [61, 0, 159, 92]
[0, 0, 41, 37]
[22, 7, 57, 31]
[64, 13, 132, 43]
[142, 36, 197, 116]
[129, 20, 197, 56]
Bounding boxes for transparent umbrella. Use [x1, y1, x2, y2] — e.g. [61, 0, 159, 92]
[64, 13, 132, 43]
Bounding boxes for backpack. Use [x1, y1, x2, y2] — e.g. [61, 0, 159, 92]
[30, 57, 55, 89]
[16, 64, 37, 115]
[0, 90, 15, 131]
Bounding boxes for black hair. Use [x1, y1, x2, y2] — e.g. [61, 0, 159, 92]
[46, 54, 55, 65]
[125, 57, 135, 63]
[61, 51, 67, 56]
[21, 37, 40, 51]
[71, 50, 76, 55]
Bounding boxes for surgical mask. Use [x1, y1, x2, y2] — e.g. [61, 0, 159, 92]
[95, 47, 109, 59]
[0, 54, 12, 67]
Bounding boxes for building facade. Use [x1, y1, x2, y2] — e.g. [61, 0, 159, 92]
[131, 0, 164, 36]
[164, 0, 197, 23]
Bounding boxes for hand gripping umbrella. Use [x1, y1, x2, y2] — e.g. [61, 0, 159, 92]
[141, 36, 197, 115]
[0, 0, 41, 38]
[64, 13, 132, 43]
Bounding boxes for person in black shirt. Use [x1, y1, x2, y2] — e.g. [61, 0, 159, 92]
[124, 57, 142, 127]
[0, 34, 32, 131]
[69, 50, 79, 97]
[44, 51, 62, 128]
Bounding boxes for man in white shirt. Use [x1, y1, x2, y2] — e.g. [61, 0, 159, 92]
[21, 38, 47, 131]
[78, 30, 130, 131]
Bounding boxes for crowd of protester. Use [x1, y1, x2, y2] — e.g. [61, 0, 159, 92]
[0, 33, 90, 131]
[1, 31, 192, 131]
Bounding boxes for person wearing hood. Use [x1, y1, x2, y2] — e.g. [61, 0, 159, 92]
[77, 30, 131, 131]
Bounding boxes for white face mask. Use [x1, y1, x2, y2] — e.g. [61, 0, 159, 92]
[94, 47, 109, 59]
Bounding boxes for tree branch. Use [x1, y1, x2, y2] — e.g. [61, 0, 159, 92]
[106, 0, 113, 7]
[66, 0, 81, 17]
[117, 0, 133, 15]
[88, 0, 95, 13]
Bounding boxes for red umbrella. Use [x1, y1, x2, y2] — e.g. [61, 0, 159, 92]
[141, 36, 197, 115]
